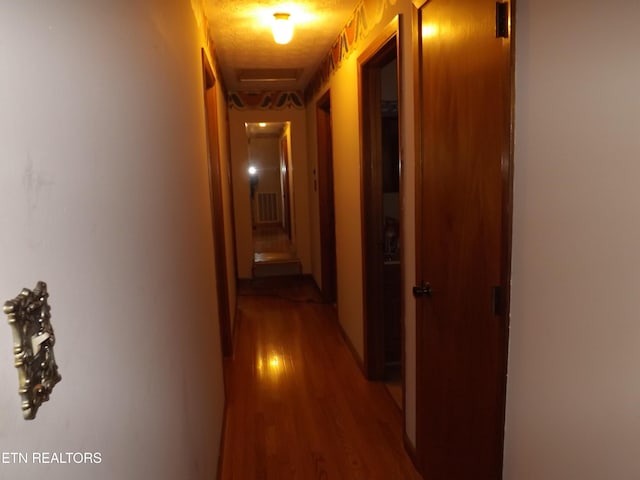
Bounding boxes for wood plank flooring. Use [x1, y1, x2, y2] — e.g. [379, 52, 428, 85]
[220, 276, 422, 479]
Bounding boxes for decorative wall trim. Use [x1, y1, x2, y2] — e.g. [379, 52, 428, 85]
[305, 0, 395, 102]
[195, 0, 392, 108]
[228, 91, 305, 110]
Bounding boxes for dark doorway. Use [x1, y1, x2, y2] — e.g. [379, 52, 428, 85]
[316, 91, 338, 304]
[413, 0, 514, 478]
[359, 17, 402, 393]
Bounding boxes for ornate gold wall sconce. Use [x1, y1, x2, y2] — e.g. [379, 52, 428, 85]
[4, 281, 61, 420]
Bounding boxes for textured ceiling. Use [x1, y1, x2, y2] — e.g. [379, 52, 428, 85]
[206, 0, 358, 91]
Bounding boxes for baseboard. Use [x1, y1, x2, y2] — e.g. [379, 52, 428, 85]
[238, 273, 318, 290]
[252, 260, 302, 277]
[403, 431, 420, 475]
[335, 317, 366, 376]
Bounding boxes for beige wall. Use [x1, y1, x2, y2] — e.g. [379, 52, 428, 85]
[504, 0, 640, 478]
[0, 3, 225, 479]
[305, 6, 417, 444]
[229, 108, 310, 278]
[330, 59, 366, 359]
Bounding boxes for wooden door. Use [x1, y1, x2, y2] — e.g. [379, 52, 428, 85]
[316, 91, 337, 304]
[414, 0, 513, 478]
[202, 50, 233, 357]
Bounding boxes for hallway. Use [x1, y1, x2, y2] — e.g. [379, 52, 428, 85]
[252, 225, 302, 277]
[253, 225, 297, 264]
[220, 276, 421, 479]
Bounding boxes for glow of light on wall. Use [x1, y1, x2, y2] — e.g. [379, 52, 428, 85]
[422, 24, 439, 38]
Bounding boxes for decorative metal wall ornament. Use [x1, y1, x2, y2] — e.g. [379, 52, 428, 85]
[4, 281, 61, 420]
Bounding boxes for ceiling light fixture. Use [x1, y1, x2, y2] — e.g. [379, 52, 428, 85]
[272, 13, 294, 45]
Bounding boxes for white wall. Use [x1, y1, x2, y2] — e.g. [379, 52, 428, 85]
[504, 0, 640, 478]
[0, 3, 225, 479]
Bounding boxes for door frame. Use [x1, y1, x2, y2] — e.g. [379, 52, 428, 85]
[202, 50, 233, 357]
[359, 16, 402, 381]
[316, 90, 338, 304]
[223, 105, 240, 295]
[280, 133, 292, 239]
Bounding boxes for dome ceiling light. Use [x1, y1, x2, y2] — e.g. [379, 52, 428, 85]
[272, 12, 294, 45]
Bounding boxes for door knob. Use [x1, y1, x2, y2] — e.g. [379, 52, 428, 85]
[412, 282, 433, 298]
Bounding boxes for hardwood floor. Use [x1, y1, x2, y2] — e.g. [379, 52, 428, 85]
[220, 276, 422, 479]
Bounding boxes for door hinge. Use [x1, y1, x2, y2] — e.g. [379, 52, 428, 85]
[496, 2, 509, 38]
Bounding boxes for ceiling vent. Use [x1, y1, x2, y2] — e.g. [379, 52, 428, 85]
[237, 68, 301, 83]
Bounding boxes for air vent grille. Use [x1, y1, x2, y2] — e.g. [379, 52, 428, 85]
[238, 68, 300, 83]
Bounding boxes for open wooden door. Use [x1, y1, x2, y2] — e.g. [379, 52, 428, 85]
[414, 0, 514, 478]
